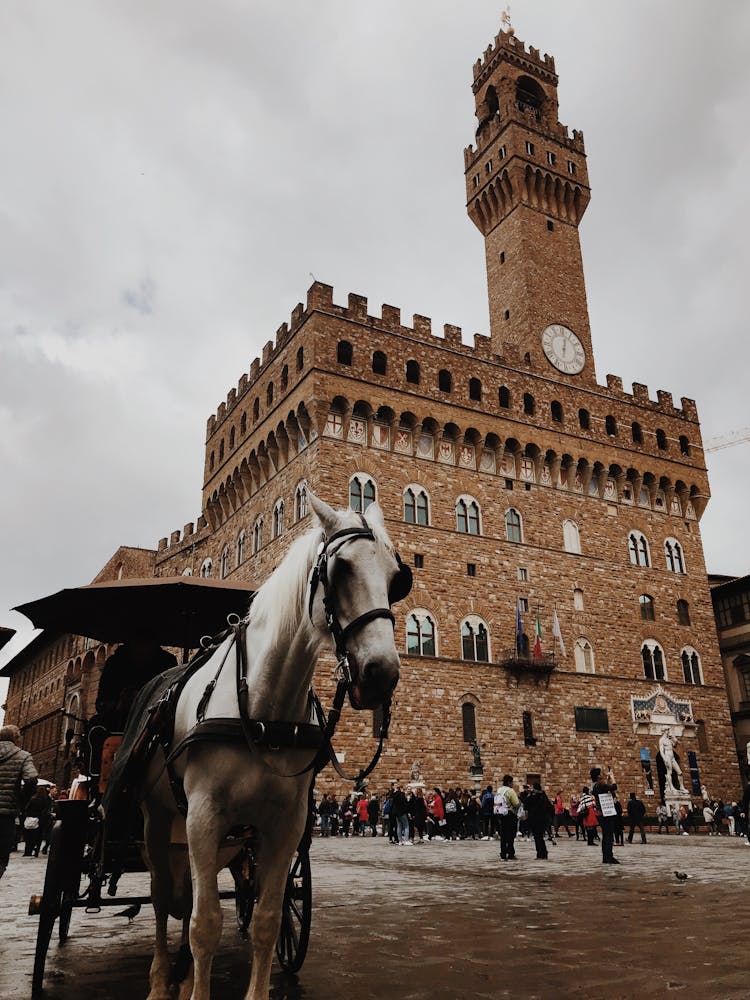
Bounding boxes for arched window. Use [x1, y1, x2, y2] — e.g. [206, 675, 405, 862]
[516, 75, 544, 116]
[219, 439, 225, 462]
[220, 545, 230, 580]
[406, 359, 420, 384]
[563, 519, 581, 554]
[200, 558, 213, 579]
[573, 588, 584, 611]
[237, 530, 246, 565]
[229, 427, 235, 450]
[253, 517, 264, 554]
[665, 538, 686, 574]
[628, 531, 650, 567]
[639, 594, 655, 621]
[656, 428, 668, 450]
[182, 566, 193, 577]
[641, 640, 666, 681]
[456, 497, 481, 535]
[499, 386, 510, 408]
[337, 340, 353, 365]
[505, 508, 523, 543]
[461, 617, 490, 662]
[469, 378, 482, 401]
[296, 346, 304, 372]
[631, 422, 643, 444]
[406, 611, 437, 656]
[209, 451, 215, 473]
[240, 412, 247, 436]
[551, 400, 563, 423]
[681, 647, 702, 685]
[677, 599, 691, 626]
[280, 365, 289, 391]
[372, 350, 387, 375]
[404, 486, 429, 526]
[574, 638, 595, 674]
[605, 415, 617, 437]
[349, 474, 376, 513]
[253, 398, 259, 422]
[578, 408, 590, 430]
[272, 499, 284, 539]
[679, 435, 690, 456]
[439, 369, 452, 392]
[461, 702, 477, 743]
[294, 481, 308, 521]
[523, 392, 535, 415]
[485, 84, 500, 118]
[266, 382, 274, 406]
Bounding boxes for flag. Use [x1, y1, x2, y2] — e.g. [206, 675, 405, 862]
[516, 600, 524, 656]
[533, 612, 542, 660]
[552, 607, 567, 657]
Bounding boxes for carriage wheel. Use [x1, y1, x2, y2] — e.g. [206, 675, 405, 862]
[230, 847, 255, 938]
[31, 803, 88, 995]
[275, 848, 311, 973]
[32, 822, 65, 994]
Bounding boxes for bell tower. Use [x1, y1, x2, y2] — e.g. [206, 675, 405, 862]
[465, 20, 595, 382]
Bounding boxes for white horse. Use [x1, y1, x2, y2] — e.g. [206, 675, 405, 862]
[136, 494, 409, 1000]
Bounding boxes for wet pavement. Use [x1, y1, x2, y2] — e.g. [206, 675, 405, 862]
[1, 832, 748, 1000]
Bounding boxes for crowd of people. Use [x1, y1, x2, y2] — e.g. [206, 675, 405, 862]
[313, 768, 750, 865]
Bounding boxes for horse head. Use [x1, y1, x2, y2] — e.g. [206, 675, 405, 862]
[308, 493, 411, 711]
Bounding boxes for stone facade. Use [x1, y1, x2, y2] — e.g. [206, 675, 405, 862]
[710, 574, 750, 780]
[2, 20, 740, 802]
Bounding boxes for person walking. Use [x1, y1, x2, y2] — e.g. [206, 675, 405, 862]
[591, 766, 619, 864]
[356, 793, 370, 836]
[553, 791, 574, 838]
[626, 791, 647, 844]
[410, 787, 428, 844]
[480, 785, 494, 839]
[23, 786, 52, 858]
[0, 725, 38, 879]
[494, 775, 521, 861]
[577, 786, 598, 846]
[367, 794, 380, 838]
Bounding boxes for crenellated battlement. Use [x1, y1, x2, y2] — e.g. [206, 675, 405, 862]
[473, 30, 556, 86]
[157, 516, 207, 555]
[464, 112, 585, 168]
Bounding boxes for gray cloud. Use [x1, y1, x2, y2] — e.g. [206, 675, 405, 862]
[1, 0, 749, 677]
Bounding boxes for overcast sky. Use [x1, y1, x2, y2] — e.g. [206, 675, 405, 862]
[2, 0, 749, 678]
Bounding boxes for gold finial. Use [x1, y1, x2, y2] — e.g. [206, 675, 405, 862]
[501, 5, 515, 36]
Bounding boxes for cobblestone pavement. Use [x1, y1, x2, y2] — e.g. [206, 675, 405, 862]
[1, 832, 748, 1000]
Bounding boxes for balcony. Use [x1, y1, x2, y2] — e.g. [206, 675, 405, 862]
[498, 648, 556, 684]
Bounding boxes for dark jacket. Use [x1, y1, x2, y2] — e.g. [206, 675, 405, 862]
[627, 797, 646, 821]
[522, 788, 553, 826]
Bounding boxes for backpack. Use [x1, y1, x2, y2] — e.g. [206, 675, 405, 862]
[494, 791, 509, 816]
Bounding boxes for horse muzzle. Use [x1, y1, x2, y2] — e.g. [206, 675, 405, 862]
[349, 657, 400, 711]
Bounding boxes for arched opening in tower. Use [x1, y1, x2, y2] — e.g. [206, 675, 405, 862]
[515, 76, 544, 119]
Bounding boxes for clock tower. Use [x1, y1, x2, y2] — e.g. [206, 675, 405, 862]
[465, 22, 595, 382]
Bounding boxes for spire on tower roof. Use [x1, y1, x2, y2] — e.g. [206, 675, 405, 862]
[500, 5, 515, 36]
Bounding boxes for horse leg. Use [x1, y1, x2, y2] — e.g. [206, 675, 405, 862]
[244, 837, 297, 1000]
[176, 909, 195, 1000]
[185, 807, 222, 1000]
[143, 806, 174, 1000]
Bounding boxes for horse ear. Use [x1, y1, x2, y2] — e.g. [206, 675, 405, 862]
[308, 491, 339, 533]
[364, 502, 385, 532]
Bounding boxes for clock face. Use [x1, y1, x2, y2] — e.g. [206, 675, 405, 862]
[541, 324, 585, 374]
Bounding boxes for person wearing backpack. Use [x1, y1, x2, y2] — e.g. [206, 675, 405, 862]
[0, 725, 38, 879]
[494, 774, 521, 861]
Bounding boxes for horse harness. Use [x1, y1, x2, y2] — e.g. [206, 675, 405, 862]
[136, 518, 412, 814]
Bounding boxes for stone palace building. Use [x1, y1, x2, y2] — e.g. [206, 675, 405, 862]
[3, 18, 741, 800]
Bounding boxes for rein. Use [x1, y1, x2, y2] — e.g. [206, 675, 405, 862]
[167, 518, 396, 787]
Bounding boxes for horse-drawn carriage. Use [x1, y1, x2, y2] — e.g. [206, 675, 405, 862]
[19, 495, 411, 1000]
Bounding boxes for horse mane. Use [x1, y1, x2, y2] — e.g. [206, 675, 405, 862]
[247, 508, 393, 643]
[248, 525, 323, 642]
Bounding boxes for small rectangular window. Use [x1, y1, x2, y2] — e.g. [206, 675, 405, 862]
[499, 251, 505, 264]
[525, 482, 532, 491]
[567, 160, 577, 175]
[523, 711, 536, 746]
[467, 563, 476, 577]
[414, 553, 424, 569]
[518, 567, 528, 582]
[505, 478, 514, 490]
[546, 151, 556, 166]
[519, 597, 529, 613]
[526, 141, 535, 155]
[504, 309, 510, 320]
[547, 220, 554, 232]
[574, 707, 609, 733]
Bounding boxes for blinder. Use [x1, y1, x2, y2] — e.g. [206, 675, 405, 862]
[388, 553, 413, 605]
